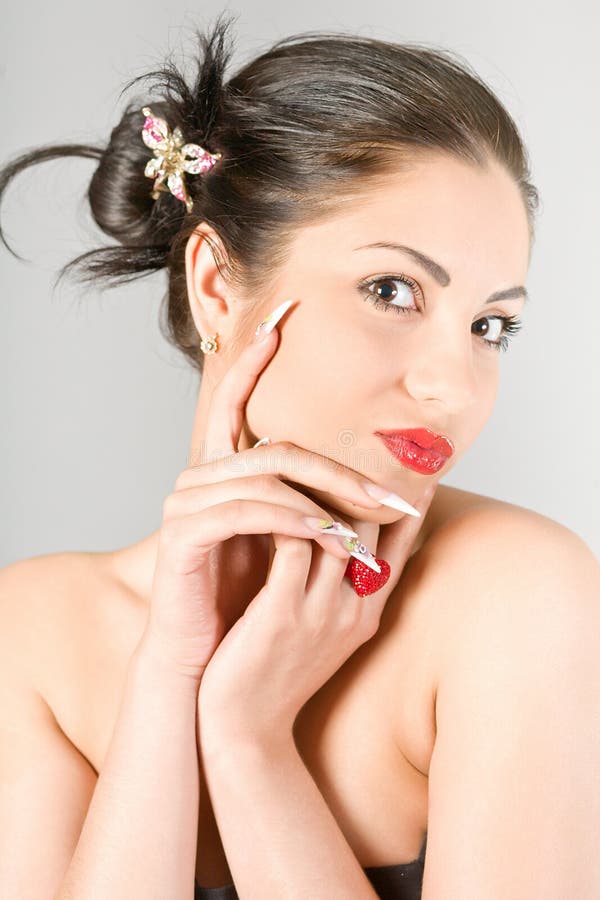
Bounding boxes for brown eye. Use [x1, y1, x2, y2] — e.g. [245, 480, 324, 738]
[358, 274, 524, 353]
[472, 315, 524, 352]
[360, 275, 421, 314]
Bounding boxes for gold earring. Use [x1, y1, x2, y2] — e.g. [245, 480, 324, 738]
[199, 333, 219, 355]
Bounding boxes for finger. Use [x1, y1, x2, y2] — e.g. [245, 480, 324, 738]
[164, 499, 354, 565]
[163, 479, 356, 561]
[267, 533, 313, 598]
[345, 484, 436, 610]
[303, 539, 351, 595]
[343, 482, 437, 568]
[337, 515, 381, 570]
[176, 440, 420, 521]
[335, 485, 437, 611]
[203, 299, 296, 462]
[283, 540, 367, 643]
[203, 325, 280, 462]
[265, 535, 348, 624]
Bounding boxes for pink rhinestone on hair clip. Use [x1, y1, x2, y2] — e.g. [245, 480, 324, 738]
[141, 106, 222, 213]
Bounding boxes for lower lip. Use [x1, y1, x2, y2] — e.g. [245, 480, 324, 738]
[375, 434, 449, 475]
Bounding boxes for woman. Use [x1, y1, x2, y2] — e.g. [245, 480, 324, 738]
[1, 14, 598, 899]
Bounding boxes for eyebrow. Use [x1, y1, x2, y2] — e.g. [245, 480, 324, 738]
[353, 241, 529, 305]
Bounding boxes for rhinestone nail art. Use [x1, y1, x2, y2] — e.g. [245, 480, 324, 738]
[304, 518, 359, 539]
[342, 537, 381, 574]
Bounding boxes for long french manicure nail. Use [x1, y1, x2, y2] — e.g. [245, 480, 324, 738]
[342, 536, 381, 574]
[303, 517, 359, 539]
[253, 437, 271, 448]
[254, 299, 295, 340]
[360, 481, 421, 517]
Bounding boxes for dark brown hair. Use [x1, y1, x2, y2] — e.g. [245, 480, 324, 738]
[0, 12, 539, 374]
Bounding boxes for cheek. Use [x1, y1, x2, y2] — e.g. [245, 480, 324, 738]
[468, 367, 499, 439]
[243, 323, 369, 445]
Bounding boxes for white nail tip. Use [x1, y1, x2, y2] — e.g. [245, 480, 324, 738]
[255, 299, 295, 336]
[363, 483, 421, 517]
[253, 436, 271, 448]
[378, 494, 421, 516]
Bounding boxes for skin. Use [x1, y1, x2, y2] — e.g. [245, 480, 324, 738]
[117, 149, 531, 626]
[185, 150, 530, 530]
[10, 148, 598, 900]
[173, 149, 532, 891]
[5, 149, 600, 900]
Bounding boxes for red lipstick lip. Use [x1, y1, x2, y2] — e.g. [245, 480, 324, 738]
[375, 428, 454, 457]
[374, 429, 454, 475]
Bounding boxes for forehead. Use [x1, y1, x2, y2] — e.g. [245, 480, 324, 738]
[288, 152, 531, 286]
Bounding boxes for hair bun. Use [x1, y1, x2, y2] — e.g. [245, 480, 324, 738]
[110, 15, 232, 217]
[69, 17, 233, 283]
[0, 14, 538, 375]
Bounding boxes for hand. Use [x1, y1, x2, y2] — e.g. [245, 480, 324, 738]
[136, 301, 404, 683]
[197, 481, 437, 746]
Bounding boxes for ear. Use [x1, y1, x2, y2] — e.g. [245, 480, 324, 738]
[184, 224, 234, 343]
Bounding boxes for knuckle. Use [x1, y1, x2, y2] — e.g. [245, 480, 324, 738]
[361, 606, 382, 637]
[220, 497, 243, 524]
[286, 536, 311, 556]
[328, 457, 348, 477]
[253, 472, 280, 493]
[161, 493, 178, 520]
[339, 600, 362, 631]
[269, 439, 294, 455]
[159, 517, 181, 549]
[173, 469, 192, 492]
[275, 533, 310, 558]
[271, 440, 305, 475]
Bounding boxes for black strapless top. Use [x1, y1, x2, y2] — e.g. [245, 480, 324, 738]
[194, 832, 427, 899]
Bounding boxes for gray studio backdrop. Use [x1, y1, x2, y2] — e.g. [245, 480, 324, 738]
[1, 2, 598, 564]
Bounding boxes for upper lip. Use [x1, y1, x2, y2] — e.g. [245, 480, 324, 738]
[374, 427, 455, 458]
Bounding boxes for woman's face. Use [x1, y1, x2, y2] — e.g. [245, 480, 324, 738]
[194, 152, 530, 524]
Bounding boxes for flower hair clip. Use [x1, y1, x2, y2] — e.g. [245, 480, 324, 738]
[141, 106, 222, 213]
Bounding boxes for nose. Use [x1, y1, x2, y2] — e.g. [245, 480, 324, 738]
[402, 328, 479, 415]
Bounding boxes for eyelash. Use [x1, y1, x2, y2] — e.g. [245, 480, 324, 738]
[358, 274, 524, 353]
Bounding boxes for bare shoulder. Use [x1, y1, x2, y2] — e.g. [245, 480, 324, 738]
[0, 551, 146, 743]
[427, 484, 593, 555]
[0, 553, 93, 683]
[413, 485, 599, 693]
[382, 485, 598, 773]
[407, 493, 600, 894]
[422, 483, 596, 573]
